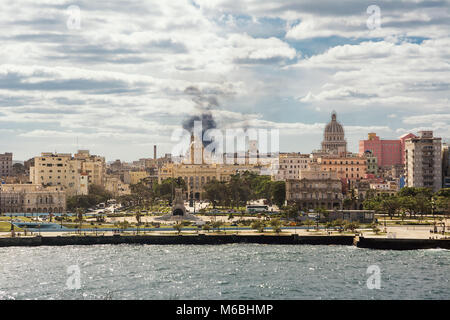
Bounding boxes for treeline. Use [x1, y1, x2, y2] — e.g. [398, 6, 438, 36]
[363, 187, 450, 218]
[202, 172, 286, 209]
[66, 185, 113, 211]
[117, 171, 286, 210]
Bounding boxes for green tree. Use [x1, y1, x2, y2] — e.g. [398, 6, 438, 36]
[173, 223, 182, 234]
[304, 219, 314, 231]
[211, 221, 223, 232]
[203, 179, 227, 208]
[251, 220, 265, 233]
[271, 181, 286, 209]
[269, 218, 282, 234]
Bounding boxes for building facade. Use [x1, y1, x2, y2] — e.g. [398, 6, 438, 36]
[105, 176, 131, 197]
[273, 153, 312, 181]
[359, 133, 403, 167]
[405, 131, 442, 192]
[315, 154, 367, 180]
[30, 150, 105, 196]
[0, 152, 13, 177]
[123, 171, 150, 185]
[441, 143, 450, 188]
[286, 164, 343, 210]
[0, 184, 66, 214]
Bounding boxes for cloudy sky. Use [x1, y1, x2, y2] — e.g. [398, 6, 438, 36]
[1, 0, 449, 161]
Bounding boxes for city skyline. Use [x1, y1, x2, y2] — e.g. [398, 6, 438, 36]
[0, 0, 449, 161]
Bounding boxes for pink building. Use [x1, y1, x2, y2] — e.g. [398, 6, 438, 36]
[359, 133, 415, 167]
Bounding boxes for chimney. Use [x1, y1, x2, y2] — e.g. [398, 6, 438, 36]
[154, 145, 157, 160]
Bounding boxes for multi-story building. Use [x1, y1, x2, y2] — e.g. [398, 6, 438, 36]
[400, 133, 418, 165]
[441, 143, 450, 188]
[273, 153, 312, 181]
[0, 184, 66, 214]
[0, 152, 13, 177]
[159, 133, 268, 200]
[30, 150, 105, 196]
[363, 150, 378, 175]
[105, 176, 131, 197]
[359, 133, 403, 167]
[321, 111, 347, 155]
[405, 131, 442, 192]
[159, 162, 262, 200]
[286, 164, 343, 210]
[74, 150, 106, 187]
[30, 153, 81, 196]
[123, 171, 150, 185]
[315, 154, 367, 181]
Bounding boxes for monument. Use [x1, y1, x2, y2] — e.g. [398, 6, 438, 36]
[155, 188, 201, 221]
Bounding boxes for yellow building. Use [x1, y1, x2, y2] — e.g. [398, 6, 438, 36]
[30, 150, 106, 196]
[105, 176, 131, 197]
[123, 171, 150, 185]
[158, 162, 262, 200]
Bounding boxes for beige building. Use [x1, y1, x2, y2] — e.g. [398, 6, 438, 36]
[123, 171, 150, 185]
[0, 152, 13, 177]
[273, 153, 312, 181]
[105, 176, 131, 197]
[405, 131, 442, 192]
[286, 164, 343, 210]
[160, 133, 266, 200]
[0, 184, 66, 214]
[30, 150, 106, 196]
[159, 162, 261, 200]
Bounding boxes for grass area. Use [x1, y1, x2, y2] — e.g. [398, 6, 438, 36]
[62, 223, 117, 229]
[0, 222, 23, 232]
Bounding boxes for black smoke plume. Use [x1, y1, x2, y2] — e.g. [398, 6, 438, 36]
[182, 86, 218, 147]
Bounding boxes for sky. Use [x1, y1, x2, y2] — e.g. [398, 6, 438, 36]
[0, 0, 449, 162]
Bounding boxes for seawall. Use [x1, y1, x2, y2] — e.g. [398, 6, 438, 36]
[0, 234, 354, 247]
[0, 235, 448, 250]
[356, 237, 450, 250]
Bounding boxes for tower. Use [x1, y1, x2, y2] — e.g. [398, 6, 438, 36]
[321, 111, 347, 155]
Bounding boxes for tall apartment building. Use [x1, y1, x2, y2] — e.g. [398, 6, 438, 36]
[359, 133, 402, 167]
[442, 143, 450, 188]
[0, 152, 13, 177]
[273, 153, 312, 181]
[74, 150, 106, 187]
[405, 131, 442, 192]
[30, 150, 106, 196]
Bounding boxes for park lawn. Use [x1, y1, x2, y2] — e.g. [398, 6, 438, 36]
[62, 223, 117, 229]
[0, 222, 23, 232]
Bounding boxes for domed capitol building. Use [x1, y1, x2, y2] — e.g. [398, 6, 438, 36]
[321, 111, 347, 155]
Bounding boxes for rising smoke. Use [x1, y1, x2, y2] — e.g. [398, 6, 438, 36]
[182, 86, 218, 147]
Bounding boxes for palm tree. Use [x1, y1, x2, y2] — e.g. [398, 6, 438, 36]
[76, 208, 84, 234]
[173, 223, 182, 234]
[304, 219, 314, 231]
[269, 218, 282, 234]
